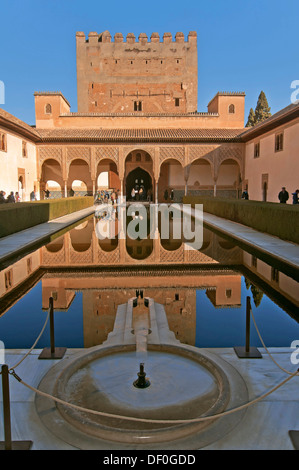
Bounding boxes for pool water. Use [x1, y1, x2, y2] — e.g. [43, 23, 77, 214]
[0, 212, 298, 350]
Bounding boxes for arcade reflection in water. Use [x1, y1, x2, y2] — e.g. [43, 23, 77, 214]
[0, 210, 298, 349]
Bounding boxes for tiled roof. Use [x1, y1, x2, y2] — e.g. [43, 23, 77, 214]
[0, 108, 40, 141]
[37, 127, 244, 142]
[34, 91, 71, 108]
[239, 102, 299, 141]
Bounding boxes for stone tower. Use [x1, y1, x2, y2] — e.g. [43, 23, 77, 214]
[76, 30, 198, 114]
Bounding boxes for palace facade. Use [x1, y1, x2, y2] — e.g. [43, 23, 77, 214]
[0, 30, 298, 203]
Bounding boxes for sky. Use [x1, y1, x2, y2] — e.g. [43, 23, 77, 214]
[0, 0, 298, 125]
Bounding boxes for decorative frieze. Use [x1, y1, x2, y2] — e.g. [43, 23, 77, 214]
[95, 146, 119, 164]
[159, 146, 185, 165]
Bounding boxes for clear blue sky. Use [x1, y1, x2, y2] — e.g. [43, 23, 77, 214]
[0, 0, 298, 125]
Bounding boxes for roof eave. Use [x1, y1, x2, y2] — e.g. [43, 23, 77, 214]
[240, 106, 299, 142]
[0, 116, 41, 142]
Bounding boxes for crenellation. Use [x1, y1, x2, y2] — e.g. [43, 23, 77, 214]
[175, 32, 184, 43]
[126, 33, 135, 44]
[100, 30, 112, 43]
[150, 32, 160, 43]
[114, 33, 124, 43]
[76, 31, 197, 44]
[163, 32, 172, 43]
[88, 32, 99, 45]
[138, 33, 148, 45]
[187, 31, 197, 42]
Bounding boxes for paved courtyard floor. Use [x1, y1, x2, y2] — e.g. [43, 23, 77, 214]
[0, 346, 298, 450]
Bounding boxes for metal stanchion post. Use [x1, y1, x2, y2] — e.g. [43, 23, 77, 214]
[234, 296, 262, 359]
[289, 431, 299, 450]
[38, 297, 67, 360]
[0, 365, 33, 450]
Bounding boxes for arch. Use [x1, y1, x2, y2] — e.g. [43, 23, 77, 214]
[45, 237, 64, 253]
[217, 158, 241, 197]
[46, 180, 62, 199]
[71, 180, 87, 196]
[70, 218, 93, 252]
[41, 158, 64, 198]
[228, 104, 235, 114]
[126, 167, 153, 201]
[188, 158, 214, 188]
[126, 237, 153, 260]
[67, 159, 93, 195]
[96, 158, 120, 193]
[158, 158, 184, 203]
[124, 149, 154, 199]
[45, 103, 52, 114]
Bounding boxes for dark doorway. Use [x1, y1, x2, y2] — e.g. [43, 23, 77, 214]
[263, 182, 267, 202]
[126, 167, 153, 201]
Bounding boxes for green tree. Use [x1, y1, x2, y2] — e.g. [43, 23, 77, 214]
[254, 91, 271, 124]
[245, 107, 256, 127]
[250, 284, 264, 308]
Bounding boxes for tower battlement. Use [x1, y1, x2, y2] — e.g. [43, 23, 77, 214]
[76, 30, 198, 114]
[76, 31, 197, 44]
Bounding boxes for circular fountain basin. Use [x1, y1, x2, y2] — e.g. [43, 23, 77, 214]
[35, 343, 248, 449]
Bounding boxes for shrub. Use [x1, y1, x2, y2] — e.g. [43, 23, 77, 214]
[0, 197, 94, 238]
[183, 196, 299, 244]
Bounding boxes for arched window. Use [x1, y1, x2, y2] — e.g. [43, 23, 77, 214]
[228, 104, 235, 114]
[0, 133, 7, 151]
[45, 103, 52, 114]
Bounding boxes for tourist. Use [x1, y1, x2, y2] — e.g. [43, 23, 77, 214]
[241, 190, 249, 200]
[111, 189, 116, 205]
[292, 189, 299, 204]
[139, 187, 144, 200]
[6, 191, 15, 203]
[278, 187, 289, 203]
[44, 189, 50, 199]
[30, 190, 37, 201]
[170, 189, 174, 201]
[0, 190, 6, 203]
[15, 192, 21, 202]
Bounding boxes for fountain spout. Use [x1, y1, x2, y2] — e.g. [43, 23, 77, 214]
[133, 362, 150, 388]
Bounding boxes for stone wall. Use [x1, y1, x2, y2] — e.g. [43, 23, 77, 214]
[76, 31, 198, 114]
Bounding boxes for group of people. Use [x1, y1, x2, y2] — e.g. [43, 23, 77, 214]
[240, 187, 299, 204]
[0, 190, 21, 203]
[130, 185, 152, 202]
[278, 187, 299, 204]
[0, 189, 51, 203]
[94, 188, 119, 205]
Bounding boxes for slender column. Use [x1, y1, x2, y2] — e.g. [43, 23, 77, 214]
[155, 180, 158, 204]
[64, 181, 67, 198]
[92, 180, 96, 196]
[120, 178, 124, 202]
[213, 178, 217, 197]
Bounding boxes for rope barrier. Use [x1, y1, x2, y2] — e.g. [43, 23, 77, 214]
[8, 309, 50, 372]
[2, 296, 299, 426]
[13, 368, 299, 424]
[250, 309, 295, 375]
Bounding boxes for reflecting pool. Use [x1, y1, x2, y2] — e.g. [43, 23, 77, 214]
[0, 208, 298, 350]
